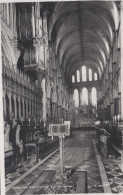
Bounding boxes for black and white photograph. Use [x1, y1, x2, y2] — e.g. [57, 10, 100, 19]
[0, 0, 123, 194]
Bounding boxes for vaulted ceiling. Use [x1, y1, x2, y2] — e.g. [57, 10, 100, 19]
[48, 1, 120, 80]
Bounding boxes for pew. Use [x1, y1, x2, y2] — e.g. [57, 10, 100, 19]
[22, 122, 59, 163]
[4, 120, 59, 171]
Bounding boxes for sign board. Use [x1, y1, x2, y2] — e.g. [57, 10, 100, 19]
[48, 123, 70, 137]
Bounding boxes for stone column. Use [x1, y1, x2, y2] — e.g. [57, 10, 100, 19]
[25, 99, 28, 120]
[62, 108, 65, 121]
[40, 102, 42, 118]
[119, 94, 121, 120]
[32, 101, 34, 116]
[57, 105, 60, 118]
[4, 5, 6, 21]
[8, 93, 12, 120]
[13, 95, 17, 120]
[10, 3, 14, 30]
[13, 4, 17, 34]
[69, 90, 74, 103]
[41, 78, 47, 123]
[52, 102, 54, 121]
[92, 71, 94, 81]
[22, 98, 25, 120]
[6, 3, 9, 25]
[29, 100, 31, 117]
[88, 88, 92, 106]
[75, 71, 77, 83]
[81, 89, 82, 105]
[35, 102, 37, 115]
[80, 68, 82, 82]
[54, 102, 57, 122]
[18, 97, 21, 121]
[86, 67, 89, 81]
[43, 11, 48, 68]
[58, 105, 62, 118]
[79, 89, 82, 106]
[35, 3, 39, 36]
[32, 4, 35, 37]
[3, 91, 6, 120]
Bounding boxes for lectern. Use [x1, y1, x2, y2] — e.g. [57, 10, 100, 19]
[49, 122, 70, 172]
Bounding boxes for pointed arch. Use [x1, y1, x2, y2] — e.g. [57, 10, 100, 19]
[94, 73, 98, 81]
[82, 87, 88, 105]
[91, 87, 97, 106]
[72, 75, 75, 83]
[77, 70, 80, 82]
[82, 66, 87, 81]
[89, 69, 92, 81]
[73, 89, 79, 107]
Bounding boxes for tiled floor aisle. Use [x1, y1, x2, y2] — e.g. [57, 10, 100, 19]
[5, 130, 123, 194]
[103, 159, 123, 193]
[5, 161, 36, 186]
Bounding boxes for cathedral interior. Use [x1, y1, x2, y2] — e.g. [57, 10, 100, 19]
[1, 1, 123, 194]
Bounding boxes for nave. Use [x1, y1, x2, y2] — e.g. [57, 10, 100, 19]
[1, 1, 123, 194]
[5, 129, 123, 194]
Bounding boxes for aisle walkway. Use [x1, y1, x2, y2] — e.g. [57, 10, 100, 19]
[5, 129, 123, 194]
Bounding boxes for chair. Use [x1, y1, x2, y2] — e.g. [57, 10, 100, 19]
[25, 131, 40, 163]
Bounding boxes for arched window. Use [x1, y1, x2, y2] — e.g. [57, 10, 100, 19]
[91, 87, 97, 106]
[82, 66, 86, 81]
[72, 75, 75, 83]
[77, 70, 80, 82]
[89, 69, 92, 81]
[82, 87, 88, 105]
[94, 73, 97, 81]
[73, 89, 79, 107]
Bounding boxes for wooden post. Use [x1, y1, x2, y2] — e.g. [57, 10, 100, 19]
[59, 136, 64, 172]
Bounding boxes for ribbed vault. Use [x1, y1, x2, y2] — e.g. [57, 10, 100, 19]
[48, 1, 119, 81]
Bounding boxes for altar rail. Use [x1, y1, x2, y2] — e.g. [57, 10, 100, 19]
[73, 119, 96, 128]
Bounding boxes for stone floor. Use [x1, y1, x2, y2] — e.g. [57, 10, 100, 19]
[5, 129, 123, 194]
